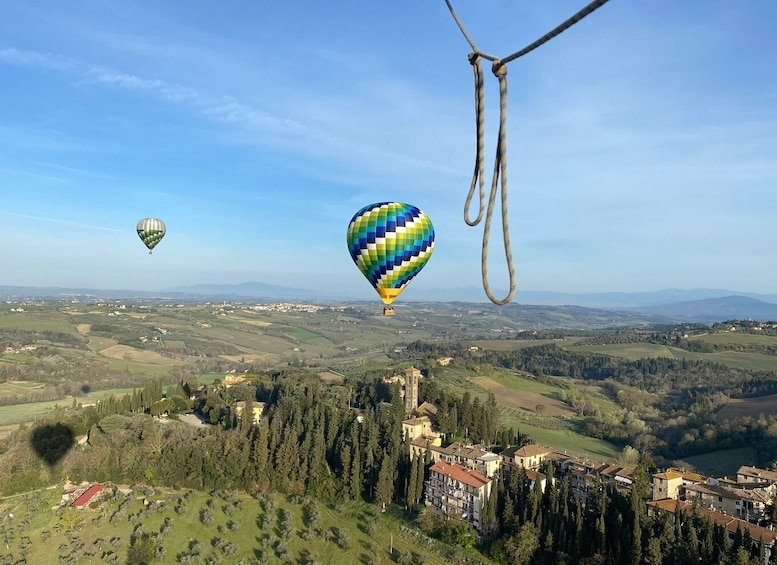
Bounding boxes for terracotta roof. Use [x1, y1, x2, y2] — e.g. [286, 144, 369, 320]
[653, 471, 683, 481]
[514, 444, 551, 457]
[681, 470, 707, 483]
[438, 443, 490, 460]
[402, 416, 430, 427]
[72, 484, 104, 508]
[525, 469, 546, 483]
[411, 436, 433, 447]
[544, 451, 573, 462]
[430, 461, 491, 489]
[684, 483, 771, 504]
[415, 402, 438, 417]
[738, 466, 777, 482]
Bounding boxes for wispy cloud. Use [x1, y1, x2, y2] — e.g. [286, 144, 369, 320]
[28, 161, 113, 179]
[0, 211, 124, 233]
[0, 46, 465, 191]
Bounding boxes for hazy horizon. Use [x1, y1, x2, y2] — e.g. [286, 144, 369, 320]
[2, 1, 775, 297]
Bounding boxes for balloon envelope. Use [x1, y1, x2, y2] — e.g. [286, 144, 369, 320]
[137, 218, 166, 254]
[346, 202, 434, 305]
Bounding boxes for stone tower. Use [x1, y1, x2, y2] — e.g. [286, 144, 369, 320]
[404, 366, 421, 414]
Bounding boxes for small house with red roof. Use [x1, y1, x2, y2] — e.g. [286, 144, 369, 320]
[72, 484, 104, 508]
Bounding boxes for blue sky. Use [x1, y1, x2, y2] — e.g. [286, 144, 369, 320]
[1, 0, 775, 301]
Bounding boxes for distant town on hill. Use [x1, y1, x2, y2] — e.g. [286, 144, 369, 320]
[2, 283, 777, 323]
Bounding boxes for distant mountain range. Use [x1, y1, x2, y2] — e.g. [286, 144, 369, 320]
[167, 281, 322, 300]
[631, 295, 777, 322]
[2, 283, 777, 323]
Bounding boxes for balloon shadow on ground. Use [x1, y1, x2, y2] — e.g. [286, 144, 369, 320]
[30, 423, 75, 466]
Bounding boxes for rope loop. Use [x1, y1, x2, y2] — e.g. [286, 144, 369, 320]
[480, 59, 516, 306]
[463, 52, 485, 227]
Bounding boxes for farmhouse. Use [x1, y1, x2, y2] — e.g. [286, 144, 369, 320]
[234, 401, 266, 424]
[72, 484, 104, 508]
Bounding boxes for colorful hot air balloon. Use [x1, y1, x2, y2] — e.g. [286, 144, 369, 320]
[136, 218, 166, 254]
[346, 202, 435, 312]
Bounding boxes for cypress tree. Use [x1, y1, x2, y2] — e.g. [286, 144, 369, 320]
[375, 452, 395, 507]
[481, 485, 499, 539]
[407, 454, 419, 506]
[415, 455, 425, 505]
[350, 439, 362, 500]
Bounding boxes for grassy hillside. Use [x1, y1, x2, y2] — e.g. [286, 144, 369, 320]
[0, 486, 490, 564]
[432, 364, 621, 462]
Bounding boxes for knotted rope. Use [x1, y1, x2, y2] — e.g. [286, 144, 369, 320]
[445, 0, 613, 305]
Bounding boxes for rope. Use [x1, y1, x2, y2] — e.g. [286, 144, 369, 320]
[463, 53, 485, 227]
[502, 0, 613, 64]
[480, 60, 515, 305]
[444, 0, 613, 305]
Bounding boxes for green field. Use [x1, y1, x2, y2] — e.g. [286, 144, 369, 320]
[510, 418, 620, 462]
[689, 332, 777, 346]
[435, 366, 621, 462]
[101, 357, 179, 376]
[566, 342, 777, 372]
[198, 373, 225, 382]
[0, 487, 489, 564]
[0, 381, 45, 395]
[86, 335, 118, 352]
[0, 399, 74, 425]
[0, 388, 154, 425]
[0, 311, 78, 334]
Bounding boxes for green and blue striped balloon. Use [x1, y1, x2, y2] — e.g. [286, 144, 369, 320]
[346, 202, 435, 305]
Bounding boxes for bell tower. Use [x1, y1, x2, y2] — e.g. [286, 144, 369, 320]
[404, 367, 421, 414]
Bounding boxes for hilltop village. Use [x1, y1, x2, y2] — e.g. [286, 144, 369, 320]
[384, 367, 777, 557]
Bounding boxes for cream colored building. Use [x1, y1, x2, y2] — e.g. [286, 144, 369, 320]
[651, 469, 706, 501]
[425, 461, 493, 530]
[500, 444, 551, 471]
[234, 401, 265, 424]
[652, 470, 683, 501]
[402, 416, 434, 441]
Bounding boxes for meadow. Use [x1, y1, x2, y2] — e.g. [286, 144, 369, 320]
[688, 332, 777, 347]
[433, 364, 621, 462]
[0, 387, 161, 426]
